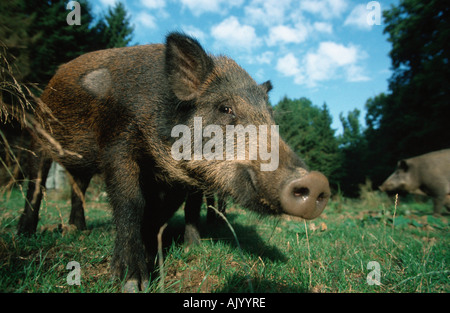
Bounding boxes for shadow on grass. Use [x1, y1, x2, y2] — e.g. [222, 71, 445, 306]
[216, 272, 309, 293]
[163, 211, 288, 263]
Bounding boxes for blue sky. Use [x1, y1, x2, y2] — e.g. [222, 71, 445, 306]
[91, 0, 397, 134]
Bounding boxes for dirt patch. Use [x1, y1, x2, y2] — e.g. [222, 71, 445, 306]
[165, 259, 219, 293]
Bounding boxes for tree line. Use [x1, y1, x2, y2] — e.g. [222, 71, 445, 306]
[1, 0, 449, 197]
[275, 0, 449, 196]
[0, 0, 133, 87]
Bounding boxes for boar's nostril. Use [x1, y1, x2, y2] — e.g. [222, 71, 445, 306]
[317, 192, 326, 201]
[293, 187, 309, 199]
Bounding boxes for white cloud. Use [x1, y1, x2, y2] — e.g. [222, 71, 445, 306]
[313, 22, 333, 34]
[98, 0, 116, 7]
[306, 42, 369, 83]
[244, 0, 293, 27]
[254, 68, 266, 80]
[346, 64, 370, 82]
[244, 51, 275, 66]
[300, 0, 348, 19]
[317, 41, 358, 66]
[266, 23, 309, 46]
[141, 0, 166, 9]
[265, 19, 335, 46]
[276, 41, 369, 87]
[180, 0, 244, 16]
[344, 4, 372, 30]
[135, 12, 157, 29]
[276, 53, 301, 77]
[211, 16, 262, 51]
[256, 51, 274, 64]
[139, 0, 169, 19]
[182, 25, 207, 42]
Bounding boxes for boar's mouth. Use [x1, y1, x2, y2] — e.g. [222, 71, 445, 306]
[179, 160, 330, 220]
[227, 165, 330, 219]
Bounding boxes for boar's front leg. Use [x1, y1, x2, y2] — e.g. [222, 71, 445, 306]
[432, 195, 446, 215]
[184, 190, 203, 246]
[103, 147, 148, 292]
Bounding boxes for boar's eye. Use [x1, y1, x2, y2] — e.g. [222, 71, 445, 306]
[220, 106, 234, 115]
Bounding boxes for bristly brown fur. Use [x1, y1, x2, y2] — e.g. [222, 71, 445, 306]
[17, 32, 323, 291]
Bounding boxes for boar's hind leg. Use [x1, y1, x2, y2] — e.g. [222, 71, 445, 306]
[18, 144, 52, 236]
[445, 195, 450, 212]
[104, 151, 148, 292]
[68, 171, 93, 230]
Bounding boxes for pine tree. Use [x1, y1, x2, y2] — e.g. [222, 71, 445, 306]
[337, 109, 367, 196]
[2, 0, 135, 87]
[19, 0, 102, 86]
[0, 0, 38, 80]
[97, 2, 134, 48]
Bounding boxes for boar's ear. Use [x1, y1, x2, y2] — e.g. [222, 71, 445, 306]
[260, 80, 273, 94]
[398, 160, 409, 171]
[165, 32, 214, 101]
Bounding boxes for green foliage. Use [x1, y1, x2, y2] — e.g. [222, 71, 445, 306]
[22, 0, 102, 85]
[338, 109, 364, 149]
[384, 0, 449, 84]
[337, 109, 368, 196]
[365, 0, 450, 179]
[0, 0, 38, 81]
[363, 93, 398, 185]
[273, 96, 341, 188]
[0, 0, 134, 87]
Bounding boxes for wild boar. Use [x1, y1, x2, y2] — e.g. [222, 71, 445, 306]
[18, 32, 330, 291]
[380, 149, 450, 214]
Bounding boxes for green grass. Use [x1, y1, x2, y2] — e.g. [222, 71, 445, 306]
[0, 185, 448, 293]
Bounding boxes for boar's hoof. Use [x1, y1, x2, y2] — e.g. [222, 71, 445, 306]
[281, 171, 330, 220]
[122, 279, 149, 293]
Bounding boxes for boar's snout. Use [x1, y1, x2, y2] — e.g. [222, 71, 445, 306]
[280, 171, 330, 219]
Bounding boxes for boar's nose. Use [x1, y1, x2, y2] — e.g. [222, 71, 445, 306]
[280, 171, 330, 219]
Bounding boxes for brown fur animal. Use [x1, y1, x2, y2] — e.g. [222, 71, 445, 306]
[380, 149, 450, 214]
[18, 33, 330, 291]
